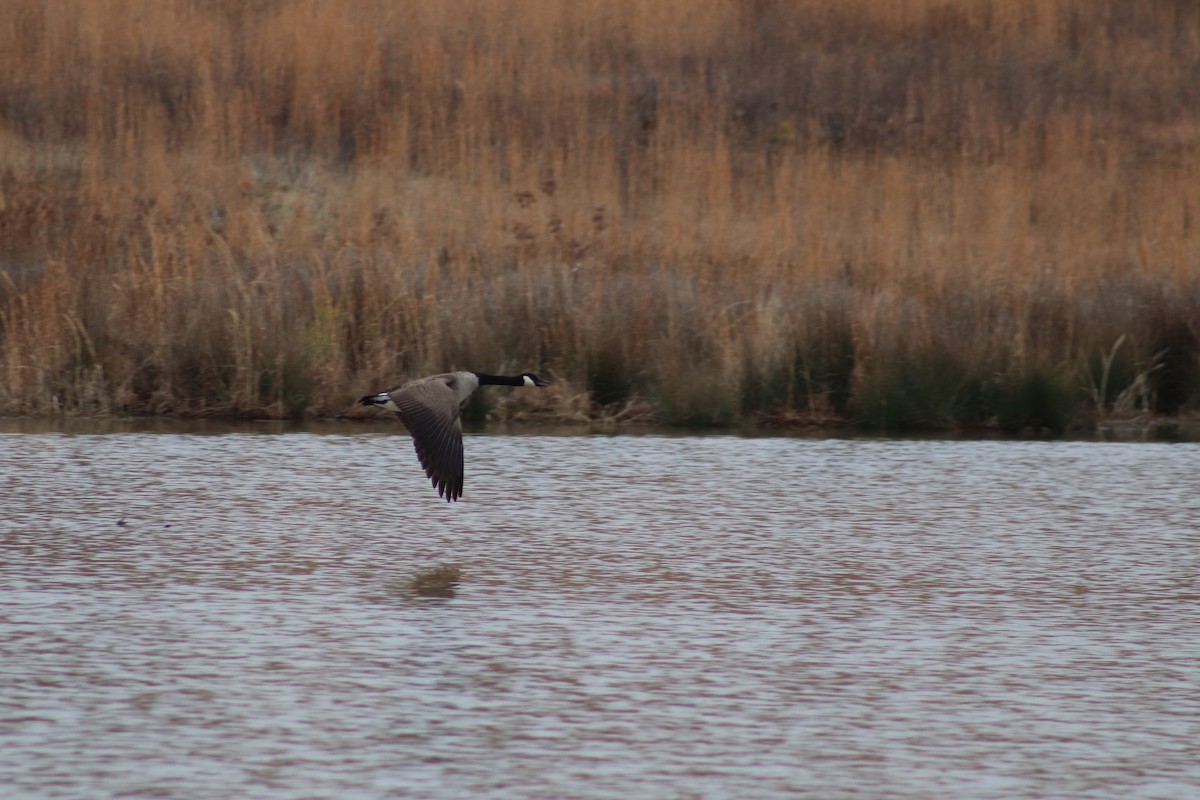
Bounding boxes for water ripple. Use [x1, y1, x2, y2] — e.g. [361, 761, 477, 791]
[1, 431, 1198, 798]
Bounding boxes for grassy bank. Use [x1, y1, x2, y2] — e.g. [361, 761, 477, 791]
[2, 0, 1198, 431]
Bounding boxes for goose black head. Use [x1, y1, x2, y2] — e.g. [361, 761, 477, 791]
[521, 372, 549, 388]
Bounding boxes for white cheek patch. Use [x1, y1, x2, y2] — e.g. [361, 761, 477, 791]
[382, 399, 401, 412]
[523, 375, 535, 387]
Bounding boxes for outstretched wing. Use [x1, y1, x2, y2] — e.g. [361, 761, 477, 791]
[392, 379, 465, 502]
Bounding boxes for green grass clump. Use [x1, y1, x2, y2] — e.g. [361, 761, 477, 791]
[995, 369, 1080, 435]
[853, 355, 990, 431]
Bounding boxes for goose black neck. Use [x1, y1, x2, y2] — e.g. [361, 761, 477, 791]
[472, 372, 524, 387]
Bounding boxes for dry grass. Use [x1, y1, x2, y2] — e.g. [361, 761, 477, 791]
[1, 0, 1198, 428]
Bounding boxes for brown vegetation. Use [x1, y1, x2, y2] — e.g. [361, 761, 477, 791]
[1, 0, 1198, 429]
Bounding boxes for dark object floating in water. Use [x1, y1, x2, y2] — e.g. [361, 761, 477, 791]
[407, 564, 462, 599]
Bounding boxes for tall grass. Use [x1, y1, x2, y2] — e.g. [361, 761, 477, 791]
[1, 0, 1198, 428]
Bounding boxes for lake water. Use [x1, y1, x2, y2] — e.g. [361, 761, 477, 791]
[2, 422, 1198, 799]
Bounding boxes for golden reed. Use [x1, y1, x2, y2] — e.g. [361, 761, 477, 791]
[1, 0, 1197, 427]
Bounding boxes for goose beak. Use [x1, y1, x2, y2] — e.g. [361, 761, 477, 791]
[532, 376, 549, 387]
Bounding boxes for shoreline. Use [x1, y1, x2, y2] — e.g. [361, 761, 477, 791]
[2, 411, 1196, 442]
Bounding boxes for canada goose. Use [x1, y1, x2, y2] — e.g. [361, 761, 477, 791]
[360, 371, 549, 502]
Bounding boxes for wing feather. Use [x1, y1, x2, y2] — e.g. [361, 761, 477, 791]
[391, 378, 466, 502]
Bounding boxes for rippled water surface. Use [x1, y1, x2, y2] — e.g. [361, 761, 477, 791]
[2, 423, 1199, 799]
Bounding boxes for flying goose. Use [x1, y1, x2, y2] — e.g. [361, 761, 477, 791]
[360, 371, 549, 502]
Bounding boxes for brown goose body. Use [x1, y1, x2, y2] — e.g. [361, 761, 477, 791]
[360, 370, 548, 501]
